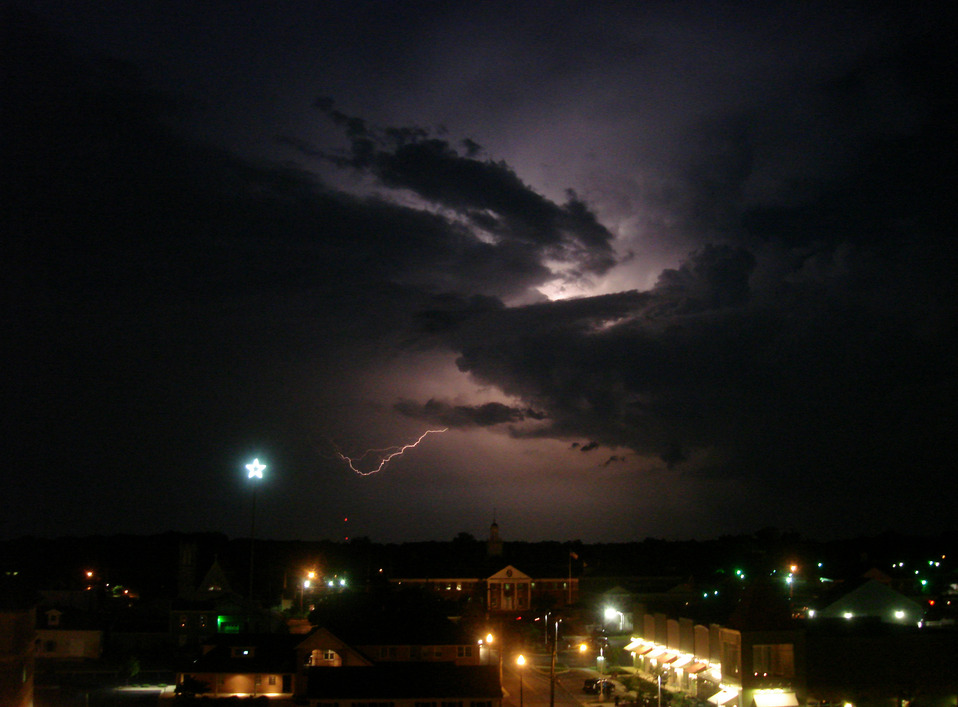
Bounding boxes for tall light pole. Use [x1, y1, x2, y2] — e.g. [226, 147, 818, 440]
[246, 458, 265, 603]
[550, 617, 561, 707]
[517, 654, 525, 707]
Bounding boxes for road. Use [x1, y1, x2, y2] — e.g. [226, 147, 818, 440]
[503, 654, 616, 707]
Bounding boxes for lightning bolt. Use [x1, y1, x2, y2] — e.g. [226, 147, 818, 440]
[336, 428, 448, 476]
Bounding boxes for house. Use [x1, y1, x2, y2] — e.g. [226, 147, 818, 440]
[179, 633, 300, 698]
[35, 606, 103, 660]
[172, 555, 279, 647]
[176, 597, 500, 702]
[389, 524, 579, 614]
[810, 577, 924, 626]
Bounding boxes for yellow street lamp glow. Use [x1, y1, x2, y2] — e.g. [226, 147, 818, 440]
[486, 633, 494, 644]
[579, 643, 588, 653]
[517, 654, 526, 666]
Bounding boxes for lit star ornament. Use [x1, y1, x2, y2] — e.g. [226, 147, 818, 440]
[246, 458, 266, 479]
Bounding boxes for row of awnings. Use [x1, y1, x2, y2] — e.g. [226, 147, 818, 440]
[624, 638, 796, 707]
[623, 639, 707, 674]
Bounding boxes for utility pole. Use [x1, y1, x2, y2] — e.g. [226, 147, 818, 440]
[550, 617, 561, 707]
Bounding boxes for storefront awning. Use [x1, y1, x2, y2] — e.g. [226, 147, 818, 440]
[634, 644, 655, 655]
[753, 692, 798, 707]
[685, 662, 708, 674]
[707, 688, 739, 705]
[672, 655, 692, 669]
[647, 648, 666, 659]
[624, 638, 645, 651]
[657, 653, 677, 664]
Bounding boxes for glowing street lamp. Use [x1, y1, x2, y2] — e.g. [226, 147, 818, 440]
[517, 654, 526, 707]
[483, 633, 495, 666]
[604, 606, 624, 631]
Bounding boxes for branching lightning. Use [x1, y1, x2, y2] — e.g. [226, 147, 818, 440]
[336, 428, 448, 476]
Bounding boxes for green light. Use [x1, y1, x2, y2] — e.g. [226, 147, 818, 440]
[217, 615, 241, 634]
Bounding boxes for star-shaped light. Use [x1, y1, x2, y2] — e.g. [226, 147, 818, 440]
[246, 458, 266, 479]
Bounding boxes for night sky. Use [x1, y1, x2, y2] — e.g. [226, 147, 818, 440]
[4, 1, 957, 544]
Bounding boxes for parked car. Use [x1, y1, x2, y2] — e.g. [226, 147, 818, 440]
[583, 678, 615, 694]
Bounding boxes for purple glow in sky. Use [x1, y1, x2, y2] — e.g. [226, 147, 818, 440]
[4, 1, 957, 543]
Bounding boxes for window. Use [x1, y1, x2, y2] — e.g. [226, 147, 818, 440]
[752, 644, 794, 678]
[269, 676, 277, 685]
[323, 649, 337, 661]
[457, 645, 474, 657]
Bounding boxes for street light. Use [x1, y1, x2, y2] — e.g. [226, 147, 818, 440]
[483, 633, 494, 665]
[517, 654, 526, 707]
[604, 606, 624, 632]
[550, 617, 561, 707]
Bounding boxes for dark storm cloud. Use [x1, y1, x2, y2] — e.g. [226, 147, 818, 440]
[6, 1, 957, 542]
[286, 100, 618, 278]
[393, 398, 544, 429]
[426, 236, 957, 517]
